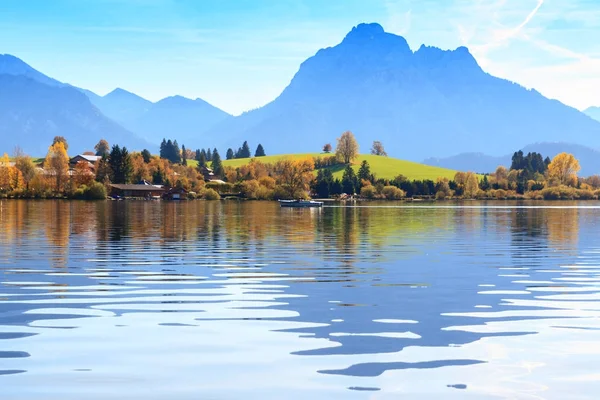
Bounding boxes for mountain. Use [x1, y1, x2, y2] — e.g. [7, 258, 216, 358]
[423, 142, 600, 176]
[0, 74, 151, 155]
[121, 95, 231, 146]
[585, 107, 600, 122]
[206, 23, 600, 160]
[88, 88, 152, 128]
[0, 54, 63, 87]
[0, 54, 229, 151]
[423, 153, 508, 174]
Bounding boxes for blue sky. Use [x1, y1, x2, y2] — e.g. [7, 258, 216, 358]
[1, 0, 599, 115]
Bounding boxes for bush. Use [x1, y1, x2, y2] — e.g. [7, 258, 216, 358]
[72, 182, 107, 200]
[360, 185, 377, 199]
[435, 190, 446, 200]
[202, 188, 221, 200]
[382, 185, 405, 200]
[205, 182, 234, 193]
[541, 185, 576, 200]
[495, 189, 507, 199]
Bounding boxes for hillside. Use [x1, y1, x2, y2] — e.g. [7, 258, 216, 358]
[205, 23, 600, 161]
[193, 153, 460, 180]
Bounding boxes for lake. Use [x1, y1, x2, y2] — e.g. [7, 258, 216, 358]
[1, 200, 599, 399]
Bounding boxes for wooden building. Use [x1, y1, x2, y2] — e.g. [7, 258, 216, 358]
[109, 184, 165, 198]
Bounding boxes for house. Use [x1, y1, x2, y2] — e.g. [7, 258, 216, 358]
[70, 154, 101, 170]
[109, 184, 165, 198]
[198, 166, 216, 181]
[163, 187, 188, 200]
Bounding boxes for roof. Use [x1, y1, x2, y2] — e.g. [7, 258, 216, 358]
[110, 184, 165, 191]
[71, 154, 101, 163]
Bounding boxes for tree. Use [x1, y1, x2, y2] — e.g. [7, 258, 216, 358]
[197, 151, 207, 168]
[547, 152, 580, 186]
[206, 148, 213, 162]
[357, 160, 371, 183]
[273, 157, 315, 198]
[370, 141, 387, 156]
[181, 144, 188, 166]
[342, 164, 357, 194]
[239, 141, 251, 158]
[14, 154, 36, 191]
[52, 136, 69, 151]
[323, 143, 332, 153]
[255, 144, 266, 157]
[95, 139, 110, 157]
[0, 153, 12, 192]
[109, 145, 133, 184]
[226, 148, 235, 160]
[141, 149, 152, 163]
[45, 141, 69, 192]
[211, 149, 224, 178]
[172, 140, 182, 164]
[95, 155, 112, 183]
[335, 131, 359, 164]
[314, 168, 333, 198]
[464, 172, 479, 198]
[73, 161, 94, 187]
[160, 139, 167, 159]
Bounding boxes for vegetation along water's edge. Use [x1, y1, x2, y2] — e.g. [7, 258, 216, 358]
[0, 131, 595, 201]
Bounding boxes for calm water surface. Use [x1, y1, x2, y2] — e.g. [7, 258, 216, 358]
[1, 200, 599, 399]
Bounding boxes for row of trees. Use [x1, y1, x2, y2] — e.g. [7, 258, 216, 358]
[226, 141, 266, 160]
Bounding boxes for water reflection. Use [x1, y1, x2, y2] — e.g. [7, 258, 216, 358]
[0, 200, 599, 399]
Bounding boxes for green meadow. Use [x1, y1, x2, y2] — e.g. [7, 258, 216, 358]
[190, 153, 459, 181]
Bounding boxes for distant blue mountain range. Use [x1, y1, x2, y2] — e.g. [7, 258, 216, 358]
[1, 22, 600, 166]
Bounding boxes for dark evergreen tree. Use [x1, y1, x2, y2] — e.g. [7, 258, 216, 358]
[314, 169, 333, 198]
[181, 144, 187, 166]
[357, 160, 371, 183]
[255, 144, 266, 157]
[480, 175, 491, 191]
[152, 167, 164, 185]
[206, 148, 213, 162]
[160, 139, 167, 159]
[330, 179, 343, 195]
[198, 151, 207, 168]
[226, 148, 234, 160]
[211, 148, 224, 178]
[141, 149, 152, 163]
[109, 145, 133, 184]
[172, 140, 182, 164]
[240, 141, 251, 158]
[195, 149, 201, 162]
[342, 165, 357, 194]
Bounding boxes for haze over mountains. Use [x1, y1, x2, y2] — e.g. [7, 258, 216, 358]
[0, 54, 230, 154]
[1, 23, 600, 174]
[585, 107, 600, 123]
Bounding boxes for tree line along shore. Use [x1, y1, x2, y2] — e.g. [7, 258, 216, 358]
[0, 131, 596, 201]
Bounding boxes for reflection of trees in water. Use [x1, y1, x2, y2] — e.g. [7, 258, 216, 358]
[44, 201, 71, 268]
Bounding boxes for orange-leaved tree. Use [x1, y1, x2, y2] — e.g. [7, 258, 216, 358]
[273, 157, 315, 199]
[45, 141, 69, 192]
[547, 152, 580, 186]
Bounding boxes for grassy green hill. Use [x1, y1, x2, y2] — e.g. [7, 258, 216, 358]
[190, 153, 460, 181]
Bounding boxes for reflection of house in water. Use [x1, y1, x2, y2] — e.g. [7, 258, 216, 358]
[110, 181, 165, 198]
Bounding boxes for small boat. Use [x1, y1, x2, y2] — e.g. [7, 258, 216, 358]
[279, 199, 324, 208]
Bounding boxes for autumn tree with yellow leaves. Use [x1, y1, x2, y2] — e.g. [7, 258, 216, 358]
[547, 152, 580, 186]
[45, 141, 69, 192]
[273, 157, 315, 198]
[335, 131, 359, 164]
